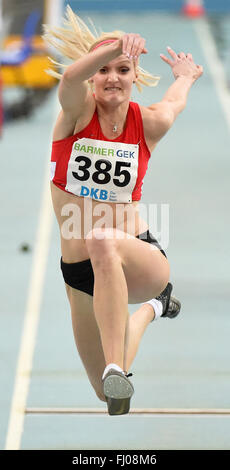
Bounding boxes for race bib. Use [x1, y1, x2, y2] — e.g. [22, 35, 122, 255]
[65, 138, 139, 203]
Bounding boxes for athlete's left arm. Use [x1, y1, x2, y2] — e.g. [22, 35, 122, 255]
[144, 47, 203, 143]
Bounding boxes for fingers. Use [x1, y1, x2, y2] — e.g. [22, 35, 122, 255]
[160, 47, 203, 79]
[179, 52, 195, 62]
[160, 47, 196, 65]
[122, 34, 130, 55]
[159, 53, 173, 66]
[166, 46, 178, 60]
[134, 39, 147, 59]
[187, 53, 193, 61]
[196, 64, 204, 75]
[178, 52, 186, 59]
[160, 46, 178, 66]
[122, 33, 147, 60]
[124, 34, 137, 59]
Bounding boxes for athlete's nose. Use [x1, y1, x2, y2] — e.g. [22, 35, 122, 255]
[107, 70, 119, 83]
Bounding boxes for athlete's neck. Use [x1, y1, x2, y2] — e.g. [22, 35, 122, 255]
[96, 100, 130, 133]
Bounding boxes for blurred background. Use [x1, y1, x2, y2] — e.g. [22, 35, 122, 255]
[0, 0, 230, 126]
[0, 0, 230, 124]
[1, 0, 230, 451]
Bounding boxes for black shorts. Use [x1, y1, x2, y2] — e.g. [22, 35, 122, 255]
[60, 230, 167, 297]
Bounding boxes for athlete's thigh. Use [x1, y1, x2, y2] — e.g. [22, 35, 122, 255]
[66, 285, 106, 400]
[86, 227, 169, 303]
[117, 234, 170, 303]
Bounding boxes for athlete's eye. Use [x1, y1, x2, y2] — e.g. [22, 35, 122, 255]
[99, 67, 107, 73]
[120, 67, 130, 73]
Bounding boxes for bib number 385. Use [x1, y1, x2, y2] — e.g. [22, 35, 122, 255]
[72, 156, 131, 187]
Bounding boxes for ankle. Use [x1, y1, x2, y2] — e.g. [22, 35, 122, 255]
[141, 303, 156, 322]
[142, 298, 163, 321]
[102, 363, 124, 380]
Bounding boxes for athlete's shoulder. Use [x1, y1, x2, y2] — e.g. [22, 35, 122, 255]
[139, 102, 173, 145]
[53, 97, 96, 141]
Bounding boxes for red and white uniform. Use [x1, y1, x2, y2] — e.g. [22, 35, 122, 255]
[51, 101, 151, 203]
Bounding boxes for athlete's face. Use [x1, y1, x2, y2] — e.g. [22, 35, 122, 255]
[90, 54, 137, 104]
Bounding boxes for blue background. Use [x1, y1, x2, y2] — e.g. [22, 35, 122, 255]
[64, 1, 230, 13]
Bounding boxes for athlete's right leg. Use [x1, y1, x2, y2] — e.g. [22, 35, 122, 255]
[85, 227, 169, 375]
[65, 284, 107, 402]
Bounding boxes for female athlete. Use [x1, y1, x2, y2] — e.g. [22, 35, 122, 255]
[44, 6, 203, 415]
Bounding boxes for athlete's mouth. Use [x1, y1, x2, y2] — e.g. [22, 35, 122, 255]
[105, 87, 121, 91]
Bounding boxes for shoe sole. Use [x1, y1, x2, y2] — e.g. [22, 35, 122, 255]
[164, 297, 181, 318]
[103, 374, 134, 416]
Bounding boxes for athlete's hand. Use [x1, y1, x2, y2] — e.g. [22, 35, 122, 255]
[117, 33, 148, 61]
[160, 46, 203, 81]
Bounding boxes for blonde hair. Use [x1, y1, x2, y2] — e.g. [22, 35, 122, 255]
[43, 4, 160, 92]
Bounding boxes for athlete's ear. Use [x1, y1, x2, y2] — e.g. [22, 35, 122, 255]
[88, 78, 94, 91]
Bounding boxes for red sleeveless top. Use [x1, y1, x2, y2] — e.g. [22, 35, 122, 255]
[51, 101, 151, 202]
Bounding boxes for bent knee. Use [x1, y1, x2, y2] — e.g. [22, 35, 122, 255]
[85, 228, 119, 262]
[86, 227, 114, 240]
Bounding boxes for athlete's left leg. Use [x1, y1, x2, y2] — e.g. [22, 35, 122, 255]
[124, 284, 181, 372]
[124, 303, 156, 373]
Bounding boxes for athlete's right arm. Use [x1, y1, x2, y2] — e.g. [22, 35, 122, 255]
[54, 34, 145, 139]
[53, 40, 123, 139]
[58, 33, 146, 117]
[58, 40, 123, 116]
